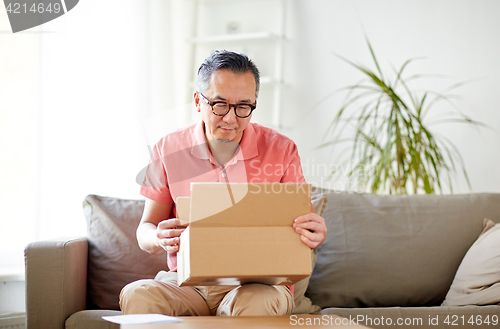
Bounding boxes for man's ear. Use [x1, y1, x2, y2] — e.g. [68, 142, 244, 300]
[193, 92, 201, 112]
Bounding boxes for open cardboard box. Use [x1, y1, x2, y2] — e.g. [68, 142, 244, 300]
[177, 183, 312, 286]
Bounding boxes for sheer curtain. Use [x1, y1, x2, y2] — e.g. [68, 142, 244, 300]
[0, 0, 196, 269]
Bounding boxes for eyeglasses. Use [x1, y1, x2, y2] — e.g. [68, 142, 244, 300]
[198, 92, 256, 118]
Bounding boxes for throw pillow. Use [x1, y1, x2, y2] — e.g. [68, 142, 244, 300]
[442, 218, 500, 306]
[310, 191, 328, 216]
[84, 195, 168, 310]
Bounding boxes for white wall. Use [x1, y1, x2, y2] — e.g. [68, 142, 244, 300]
[280, 0, 500, 193]
[0, 281, 25, 314]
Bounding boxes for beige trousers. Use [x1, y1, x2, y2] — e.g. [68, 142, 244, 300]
[120, 271, 294, 316]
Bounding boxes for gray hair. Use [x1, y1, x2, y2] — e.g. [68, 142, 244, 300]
[196, 50, 260, 97]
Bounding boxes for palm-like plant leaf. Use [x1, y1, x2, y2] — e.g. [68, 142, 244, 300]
[323, 37, 488, 194]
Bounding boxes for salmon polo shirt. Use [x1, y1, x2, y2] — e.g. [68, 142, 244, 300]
[139, 120, 307, 284]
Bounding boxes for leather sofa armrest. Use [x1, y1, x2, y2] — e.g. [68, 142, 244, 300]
[25, 237, 88, 329]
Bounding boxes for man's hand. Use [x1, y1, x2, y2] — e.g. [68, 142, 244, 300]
[293, 213, 327, 249]
[156, 218, 188, 253]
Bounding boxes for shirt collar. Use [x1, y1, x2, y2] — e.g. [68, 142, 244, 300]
[191, 121, 211, 160]
[237, 122, 259, 160]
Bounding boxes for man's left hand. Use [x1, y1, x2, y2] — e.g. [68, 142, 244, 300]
[293, 213, 327, 249]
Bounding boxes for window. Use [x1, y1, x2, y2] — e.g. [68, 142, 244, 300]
[0, 11, 39, 269]
[0, 0, 181, 270]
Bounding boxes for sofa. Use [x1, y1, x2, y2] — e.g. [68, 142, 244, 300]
[24, 190, 500, 329]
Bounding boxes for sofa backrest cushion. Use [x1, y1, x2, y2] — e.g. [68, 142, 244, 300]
[83, 195, 168, 310]
[306, 192, 500, 308]
[292, 188, 328, 314]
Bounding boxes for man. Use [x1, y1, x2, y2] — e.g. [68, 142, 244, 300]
[120, 50, 327, 316]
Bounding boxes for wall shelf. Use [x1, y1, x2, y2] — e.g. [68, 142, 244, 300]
[189, 0, 288, 130]
[190, 32, 281, 44]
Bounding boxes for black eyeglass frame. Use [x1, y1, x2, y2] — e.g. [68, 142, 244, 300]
[198, 92, 256, 118]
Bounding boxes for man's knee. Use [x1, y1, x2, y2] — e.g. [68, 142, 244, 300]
[120, 279, 211, 316]
[218, 284, 294, 316]
[237, 283, 281, 300]
[120, 279, 161, 314]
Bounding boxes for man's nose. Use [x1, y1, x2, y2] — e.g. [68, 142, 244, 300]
[222, 106, 238, 123]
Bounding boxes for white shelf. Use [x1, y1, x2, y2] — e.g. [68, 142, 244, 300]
[189, 76, 277, 88]
[190, 32, 281, 44]
[189, 0, 263, 4]
[189, 0, 287, 129]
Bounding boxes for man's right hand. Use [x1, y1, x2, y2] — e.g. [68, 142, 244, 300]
[156, 218, 188, 252]
[136, 198, 180, 254]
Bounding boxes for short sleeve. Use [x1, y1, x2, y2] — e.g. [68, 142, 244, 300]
[138, 143, 174, 204]
[280, 141, 307, 184]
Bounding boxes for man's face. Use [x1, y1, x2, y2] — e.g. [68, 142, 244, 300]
[194, 69, 256, 143]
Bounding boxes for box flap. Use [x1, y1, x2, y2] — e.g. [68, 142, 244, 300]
[176, 197, 190, 226]
[189, 183, 311, 227]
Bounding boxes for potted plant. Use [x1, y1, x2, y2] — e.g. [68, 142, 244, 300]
[321, 37, 489, 194]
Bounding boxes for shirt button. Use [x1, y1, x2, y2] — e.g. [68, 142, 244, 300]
[221, 172, 227, 178]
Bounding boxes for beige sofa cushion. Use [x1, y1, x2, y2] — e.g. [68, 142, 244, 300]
[321, 305, 500, 328]
[84, 195, 168, 310]
[442, 218, 500, 306]
[66, 310, 121, 329]
[306, 192, 500, 308]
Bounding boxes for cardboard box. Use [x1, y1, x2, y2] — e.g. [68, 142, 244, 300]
[177, 183, 312, 286]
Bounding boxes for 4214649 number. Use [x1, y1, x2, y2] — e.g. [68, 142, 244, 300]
[444, 315, 498, 326]
[6, 2, 62, 14]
